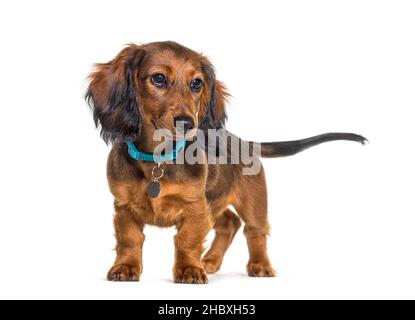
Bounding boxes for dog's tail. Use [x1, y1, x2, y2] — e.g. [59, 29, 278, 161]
[258, 133, 368, 158]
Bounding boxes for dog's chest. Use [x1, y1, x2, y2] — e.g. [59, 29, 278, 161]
[115, 178, 205, 227]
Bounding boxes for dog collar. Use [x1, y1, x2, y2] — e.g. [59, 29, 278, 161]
[126, 140, 186, 163]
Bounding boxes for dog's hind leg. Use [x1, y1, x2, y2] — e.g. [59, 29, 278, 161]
[202, 209, 242, 273]
[233, 166, 276, 277]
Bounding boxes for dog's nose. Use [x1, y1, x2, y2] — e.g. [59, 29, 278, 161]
[174, 116, 195, 134]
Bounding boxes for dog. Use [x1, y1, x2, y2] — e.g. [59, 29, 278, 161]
[85, 41, 366, 284]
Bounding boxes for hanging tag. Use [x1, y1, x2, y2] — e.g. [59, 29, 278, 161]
[147, 163, 164, 198]
[147, 180, 161, 198]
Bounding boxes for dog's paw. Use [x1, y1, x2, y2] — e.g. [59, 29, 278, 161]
[174, 266, 208, 284]
[107, 264, 141, 282]
[202, 257, 222, 274]
[247, 261, 276, 277]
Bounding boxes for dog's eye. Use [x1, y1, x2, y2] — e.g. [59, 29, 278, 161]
[190, 78, 203, 91]
[151, 73, 167, 88]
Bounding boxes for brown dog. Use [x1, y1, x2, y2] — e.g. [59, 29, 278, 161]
[86, 41, 366, 284]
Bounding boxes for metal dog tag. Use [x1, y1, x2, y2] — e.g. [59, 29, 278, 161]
[147, 181, 161, 198]
[147, 163, 164, 198]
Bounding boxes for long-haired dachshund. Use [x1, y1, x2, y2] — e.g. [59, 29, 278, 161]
[85, 41, 366, 284]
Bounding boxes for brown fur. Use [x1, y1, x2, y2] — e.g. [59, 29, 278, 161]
[87, 42, 278, 283]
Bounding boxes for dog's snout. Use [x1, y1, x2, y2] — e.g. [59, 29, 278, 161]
[174, 115, 195, 133]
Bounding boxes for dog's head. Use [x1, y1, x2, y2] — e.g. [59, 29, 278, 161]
[85, 41, 229, 144]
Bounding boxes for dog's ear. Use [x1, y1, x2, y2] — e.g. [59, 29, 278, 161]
[199, 60, 229, 131]
[85, 45, 145, 144]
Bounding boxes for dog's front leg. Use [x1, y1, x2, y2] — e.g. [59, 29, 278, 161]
[107, 204, 144, 281]
[173, 201, 211, 284]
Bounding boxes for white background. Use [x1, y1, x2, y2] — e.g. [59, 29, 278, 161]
[0, 0, 414, 300]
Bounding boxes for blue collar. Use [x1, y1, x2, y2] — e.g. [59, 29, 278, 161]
[127, 140, 187, 163]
